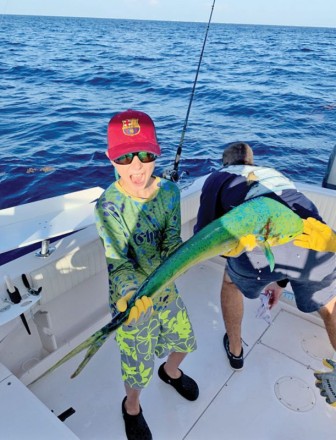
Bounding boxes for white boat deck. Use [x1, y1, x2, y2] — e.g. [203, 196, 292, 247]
[1, 181, 336, 439]
[28, 260, 336, 440]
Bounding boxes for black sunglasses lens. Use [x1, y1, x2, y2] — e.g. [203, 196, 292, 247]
[138, 152, 157, 163]
[114, 154, 133, 165]
[114, 152, 157, 165]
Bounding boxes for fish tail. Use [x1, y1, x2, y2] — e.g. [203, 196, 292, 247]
[37, 321, 116, 381]
[70, 344, 101, 378]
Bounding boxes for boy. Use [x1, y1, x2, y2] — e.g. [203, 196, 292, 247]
[95, 110, 198, 440]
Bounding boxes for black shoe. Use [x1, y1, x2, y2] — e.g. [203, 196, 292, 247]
[223, 333, 244, 371]
[121, 397, 152, 440]
[158, 362, 199, 401]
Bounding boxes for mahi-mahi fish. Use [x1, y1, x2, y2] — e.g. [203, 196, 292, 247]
[44, 196, 303, 379]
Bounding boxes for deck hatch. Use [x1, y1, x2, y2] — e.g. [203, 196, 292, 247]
[274, 376, 316, 412]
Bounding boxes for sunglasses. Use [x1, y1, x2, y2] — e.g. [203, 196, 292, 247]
[114, 151, 157, 165]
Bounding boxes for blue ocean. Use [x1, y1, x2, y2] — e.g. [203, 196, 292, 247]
[1, 14, 336, 210]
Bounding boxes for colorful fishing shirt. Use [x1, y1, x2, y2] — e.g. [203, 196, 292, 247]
[194, 165, 322, 233]
[95, 176, 182, 319]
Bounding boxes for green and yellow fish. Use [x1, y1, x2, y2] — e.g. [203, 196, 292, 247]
[45, 196, 303, 379]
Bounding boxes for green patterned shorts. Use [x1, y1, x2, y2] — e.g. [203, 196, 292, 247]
[115, 295, 197, 390]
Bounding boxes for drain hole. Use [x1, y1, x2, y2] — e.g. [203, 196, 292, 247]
[58, 407, 76, 421]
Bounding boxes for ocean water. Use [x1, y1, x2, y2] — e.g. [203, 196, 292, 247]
[1, 14, 336, 210]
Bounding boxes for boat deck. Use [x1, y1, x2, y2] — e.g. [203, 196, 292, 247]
[29, 259, 336, 440]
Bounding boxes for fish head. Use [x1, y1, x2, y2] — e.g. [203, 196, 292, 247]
[255, 200, 304, 248]
[241, 197, 304, 271]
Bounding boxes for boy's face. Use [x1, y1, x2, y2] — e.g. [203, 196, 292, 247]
[111, 153, 156, 194]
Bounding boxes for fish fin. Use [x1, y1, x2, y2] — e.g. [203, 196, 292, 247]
[262, 242, 275, 271]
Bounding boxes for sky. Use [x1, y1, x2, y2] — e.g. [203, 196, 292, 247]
[1, 0, 335, 28]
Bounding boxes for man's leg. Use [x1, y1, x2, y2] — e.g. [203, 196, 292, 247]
[318, 296, 336, 351]
[221, 270, 244, 356]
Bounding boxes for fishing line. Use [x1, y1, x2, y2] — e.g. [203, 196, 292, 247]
[163, 0, 216, 182]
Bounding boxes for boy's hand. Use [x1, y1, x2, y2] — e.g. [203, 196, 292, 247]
[294, 218, 336, 252]
[223, 234, 258, 257]
[314, 359, 336, 407]
[116, 291, 153, 326]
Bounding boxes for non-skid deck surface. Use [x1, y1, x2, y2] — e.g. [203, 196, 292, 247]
[29, 262, 336, 440]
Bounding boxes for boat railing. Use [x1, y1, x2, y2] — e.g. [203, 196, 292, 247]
[0, 186, 104, 256]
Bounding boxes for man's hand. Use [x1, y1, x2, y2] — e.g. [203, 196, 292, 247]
[264, 282, 283, 309]
[223, 234, 258, 257]
[116, 291, 153, 326]
[294, 218, 336, 253]
[314, 358, 336, 407]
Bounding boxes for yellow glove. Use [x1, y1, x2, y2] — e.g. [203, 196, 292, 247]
[314, 358, 336, 407]
[293, 217, 336, 252]
[116, 291, 153, 326]
[223, 234, 258, 257]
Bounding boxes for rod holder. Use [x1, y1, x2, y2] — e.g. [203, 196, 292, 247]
[35, 239, 55, 258]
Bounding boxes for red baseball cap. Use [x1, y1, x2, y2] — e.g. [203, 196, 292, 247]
[107, 109, 161, 161]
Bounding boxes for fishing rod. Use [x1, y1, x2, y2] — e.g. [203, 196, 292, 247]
[163, 0, 216, 183]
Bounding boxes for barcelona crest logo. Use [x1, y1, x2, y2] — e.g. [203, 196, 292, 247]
[122, 118, 140, 136]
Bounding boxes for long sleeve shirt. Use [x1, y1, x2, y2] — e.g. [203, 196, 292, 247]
[194, 165, 322, 234]
[95, 176, 182, 318]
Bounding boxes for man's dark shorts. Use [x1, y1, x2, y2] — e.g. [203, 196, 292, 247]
[226, 242, 336, 313]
